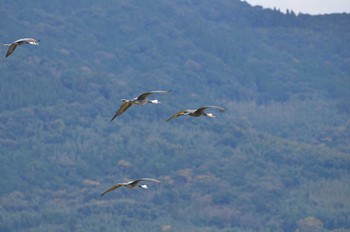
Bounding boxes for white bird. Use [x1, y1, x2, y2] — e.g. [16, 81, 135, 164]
[111, 90, 171, 121]
[166, 106, 224, 122]
[101, 178, 161, 197]
[4, 38, 40, 57]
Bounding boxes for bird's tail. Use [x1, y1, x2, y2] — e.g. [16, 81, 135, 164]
[149, 99, 161, 104]
[30, 41, 40, 45]
[206, 113, 216, 118]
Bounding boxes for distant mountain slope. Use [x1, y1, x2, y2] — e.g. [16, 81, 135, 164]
[0, 0, 349, 231]
[1, 0, 349, 109]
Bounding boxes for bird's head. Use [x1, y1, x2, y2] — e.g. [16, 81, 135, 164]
[121, 99, 128, 103]
[139, 184, 148, 189]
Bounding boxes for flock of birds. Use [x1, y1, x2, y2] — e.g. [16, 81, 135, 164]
[110, 90, 225, 123]
[4, 37, 225, 197]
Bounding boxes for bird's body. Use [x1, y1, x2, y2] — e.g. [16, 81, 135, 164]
[166, 106, 224, 122]
[4, 38, 40, 57]
[111, 90, 171, 121]
[101, 178, 161, 197]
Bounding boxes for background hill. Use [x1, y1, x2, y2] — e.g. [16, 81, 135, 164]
[1, 0, 349, 231]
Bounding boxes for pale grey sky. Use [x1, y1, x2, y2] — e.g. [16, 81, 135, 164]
[244, 0, 350, 15]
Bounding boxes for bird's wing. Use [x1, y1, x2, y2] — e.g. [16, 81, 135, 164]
[14, 38, 39, 45]
[100, 183, 123, 197]
[165, 110, 187, 122]
[138, 178, 161, 183]
[195, 106, 225, 114]
[111, 101, 132, 121]
[5, 44, 17, 57]
[137, 90, 171, 100]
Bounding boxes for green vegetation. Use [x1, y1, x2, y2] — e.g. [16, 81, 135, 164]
[0, 0, 349, 231]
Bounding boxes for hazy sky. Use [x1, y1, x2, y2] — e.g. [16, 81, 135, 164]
[244, 0, 350, 15]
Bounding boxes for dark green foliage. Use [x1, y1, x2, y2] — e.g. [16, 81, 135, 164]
[1, 0, 350, 231]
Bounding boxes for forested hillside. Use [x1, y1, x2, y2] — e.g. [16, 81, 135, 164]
[1, 0, 349, 231]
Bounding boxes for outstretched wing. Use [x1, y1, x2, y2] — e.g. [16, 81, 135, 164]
[126, 178, 160, 186]
[165, 110, 188, 122]
[137, 178, 161, 183]
[5, 44, 17, 57]
[137, 90, 171, 100]
[111, 101, 132, 121]
[194, 106, 225, 114]
[100, 183, 123, 197]
[15, 38, 40, 45]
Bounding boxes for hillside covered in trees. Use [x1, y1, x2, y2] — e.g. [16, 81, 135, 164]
[0, 0, 349, 231]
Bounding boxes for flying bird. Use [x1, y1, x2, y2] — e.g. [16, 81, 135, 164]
[4, 38, 40, 57]
[100, 178, 161, 197]
[111, 90, 171, 121]
[165, 106, 224, 122]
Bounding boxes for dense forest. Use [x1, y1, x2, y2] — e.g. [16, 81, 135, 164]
[0, 0, 349, 231]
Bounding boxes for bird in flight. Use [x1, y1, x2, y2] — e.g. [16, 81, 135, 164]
[4, 38, 40, 57]
[111, 90, 171, 121]
[165, 106, 224, 122]
[100, 178, 161, 197]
